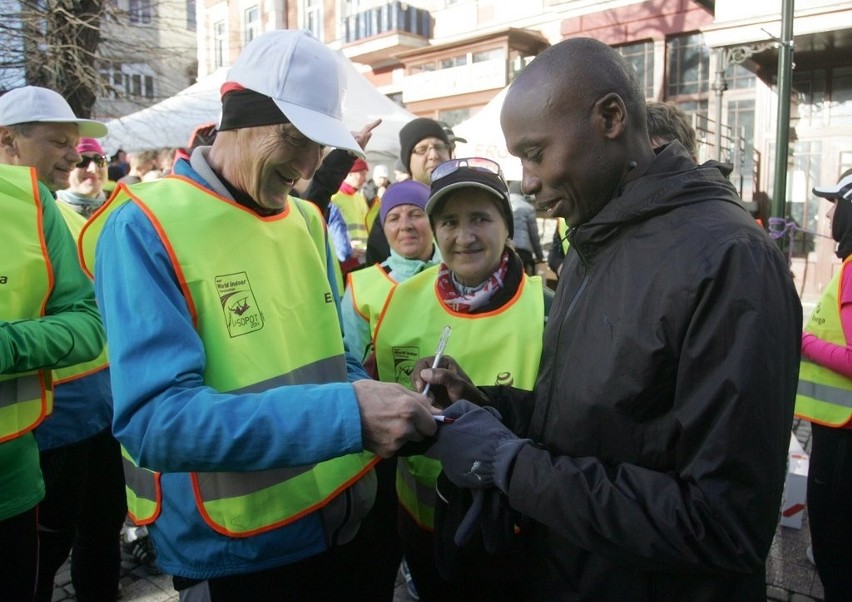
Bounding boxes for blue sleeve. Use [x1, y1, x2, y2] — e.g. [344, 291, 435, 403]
[341, 284, 372, 364]
[323, 229, 368, 382]
[94, 202, 365, 473]
[327, 204, 352, 261]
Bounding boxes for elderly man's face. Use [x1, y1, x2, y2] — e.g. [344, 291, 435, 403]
[501, 79, 618, 227]
[236, 122, 324, 211]
[3, 123, 81, 191]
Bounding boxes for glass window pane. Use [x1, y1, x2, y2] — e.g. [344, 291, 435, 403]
[667, 34, 710, 97]
[829, 66, 852, 125]
[616, 41, 654, 98]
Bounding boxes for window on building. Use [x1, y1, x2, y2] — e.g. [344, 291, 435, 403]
[830, 65, 852, 125]
[440, 55, 468, 70]
[616, 41, 654, 99]
[99, 62, 156, 99]
[667, 33, 710, 97]
[779, 140, 822, 258]
[245, 6, 260, 44]
[303, 0, 323, 42]
[793, 69, 827, 128]
[187, 0, 196, 31]
[793, 66, 852, 128]
[727, 98, 755, 200]
[409, 62, 436, 75]
[129, 0, 152, 24]
[213, 20, 226, 68]
[726, 63, 755, 90]
[472, 48, 503, 64]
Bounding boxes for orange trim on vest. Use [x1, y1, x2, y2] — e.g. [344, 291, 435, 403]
[348, 264, 395, 322]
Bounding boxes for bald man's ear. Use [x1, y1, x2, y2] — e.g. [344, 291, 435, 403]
[593, 93, 627, 139]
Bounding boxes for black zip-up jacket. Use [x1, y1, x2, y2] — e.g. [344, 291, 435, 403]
[482, 142, 802, 601]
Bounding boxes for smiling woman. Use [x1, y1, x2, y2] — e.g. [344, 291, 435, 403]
[370, 157, 553, 600]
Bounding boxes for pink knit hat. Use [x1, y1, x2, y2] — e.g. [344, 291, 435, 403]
[77, 138, 105, 155]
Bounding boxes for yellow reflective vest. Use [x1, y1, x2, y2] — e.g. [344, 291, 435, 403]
[795, 257, 852, 427]
[346, 263, 396, 344]
[82, 176, 378, 535]
[0, 165, 52, 442]
[331, 190, 369, 242]
[557, 218, 570, 254]
[52, 201, 110, 385]
[374, 266, 544, 529]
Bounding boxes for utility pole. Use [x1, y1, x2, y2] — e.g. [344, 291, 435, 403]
[771, 0, 796, 219]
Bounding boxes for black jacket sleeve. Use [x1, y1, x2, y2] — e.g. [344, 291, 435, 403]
[302, 149, 355, 219]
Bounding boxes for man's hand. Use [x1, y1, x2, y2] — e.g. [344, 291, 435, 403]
[353, 119, 382, 151]
[430, 400, 530, 494]
[411, 354, 488, 408]
[353, 379, 439, 458]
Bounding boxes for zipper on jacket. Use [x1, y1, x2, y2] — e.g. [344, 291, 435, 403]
[540, 242, 590, 432]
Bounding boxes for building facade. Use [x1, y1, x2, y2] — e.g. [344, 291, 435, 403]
[93, 0, 198, 121]
[194, 0, 852, 300]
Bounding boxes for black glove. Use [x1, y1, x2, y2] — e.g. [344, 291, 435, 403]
[431, 399, 530, 494]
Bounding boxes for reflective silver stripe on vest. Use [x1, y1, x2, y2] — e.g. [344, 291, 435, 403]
[0, 375, 40, 409]
[797, 378, 852, 409]
[230, 355, 347, 394]
[399, 461, 437, 507]
[195, 464, 316, 499]
[121, 454, 158, 501]
[199, 354, 349, 500]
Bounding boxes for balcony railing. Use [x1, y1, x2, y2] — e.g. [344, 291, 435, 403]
[344, 1, 431, 44]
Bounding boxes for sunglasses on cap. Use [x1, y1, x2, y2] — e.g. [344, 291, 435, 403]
[430, 157, 503, 184]
[76, 155, 109, 169]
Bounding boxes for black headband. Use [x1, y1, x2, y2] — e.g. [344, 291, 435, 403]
[219, 88, 289, 132]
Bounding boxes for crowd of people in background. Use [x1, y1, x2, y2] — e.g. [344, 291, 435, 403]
[0, 26, 848, 602]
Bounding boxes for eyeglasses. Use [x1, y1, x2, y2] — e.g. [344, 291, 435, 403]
[411, 142, 450, 156]
[76, 155, 109, 169]
[430, 157, 503, 184]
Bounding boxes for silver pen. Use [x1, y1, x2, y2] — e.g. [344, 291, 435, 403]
[421, 325, 452, 397]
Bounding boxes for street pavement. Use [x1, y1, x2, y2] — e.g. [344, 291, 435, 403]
[52, 417, 824, 601]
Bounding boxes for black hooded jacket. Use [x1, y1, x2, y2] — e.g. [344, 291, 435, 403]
[482, 142, 803, 601]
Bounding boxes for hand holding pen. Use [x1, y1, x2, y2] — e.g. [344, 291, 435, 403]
[421, 325, 452, 398]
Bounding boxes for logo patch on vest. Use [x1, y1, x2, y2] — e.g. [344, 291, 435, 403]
[391, 346, 419, 386]
[216, 272, 264, 337]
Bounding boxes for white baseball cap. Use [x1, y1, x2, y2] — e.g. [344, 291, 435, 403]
[813, 173, 852, 202]
[224, 29, 363, 158]
[0, 86, 108, 138]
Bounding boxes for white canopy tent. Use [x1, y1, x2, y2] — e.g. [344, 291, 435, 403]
[451, 87, 523, 182]
[100, 53, 416, 168]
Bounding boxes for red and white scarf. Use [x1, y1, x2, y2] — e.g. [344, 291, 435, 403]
[435, 251, 510, 313]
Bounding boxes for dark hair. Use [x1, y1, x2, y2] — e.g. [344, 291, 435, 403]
[646, 101, 697, 158]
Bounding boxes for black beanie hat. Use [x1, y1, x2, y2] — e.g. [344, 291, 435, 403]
[399, 118, 450, 173]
